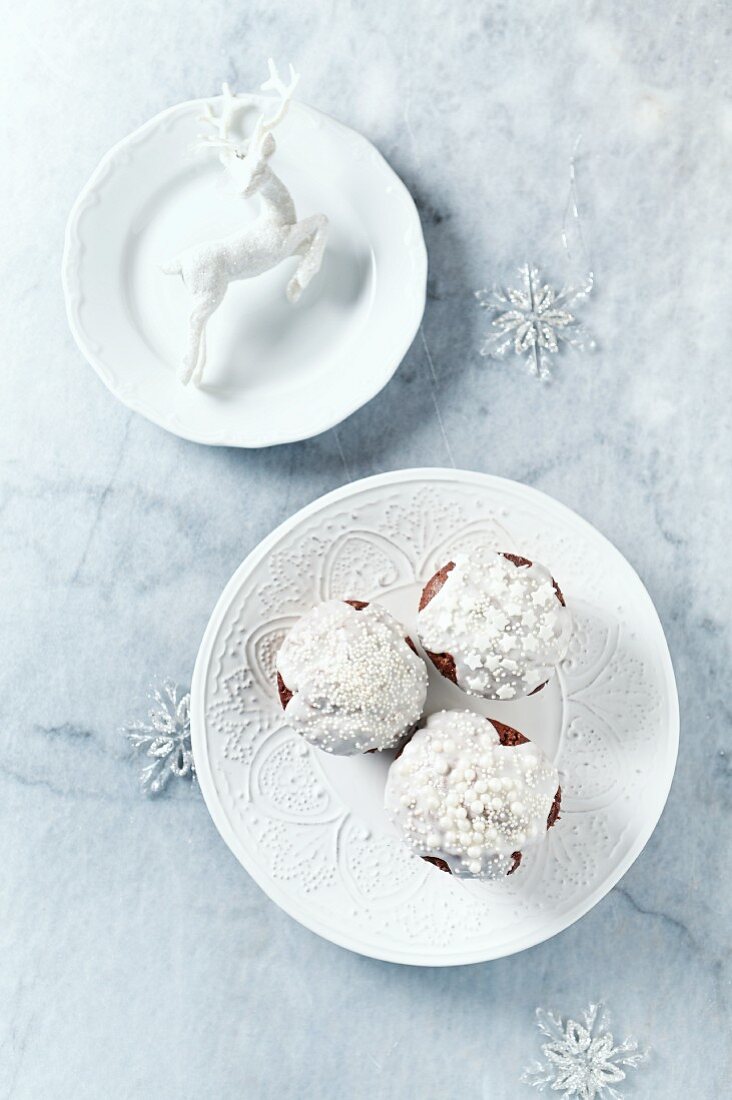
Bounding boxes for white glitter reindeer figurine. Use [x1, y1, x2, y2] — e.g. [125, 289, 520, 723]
[162, 60, 329, 387]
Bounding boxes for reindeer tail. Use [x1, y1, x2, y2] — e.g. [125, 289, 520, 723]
[160, 257, 182, 276]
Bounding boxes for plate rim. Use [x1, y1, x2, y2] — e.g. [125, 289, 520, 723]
[190, 468, 680, 965]
[61, 96, 428, 448]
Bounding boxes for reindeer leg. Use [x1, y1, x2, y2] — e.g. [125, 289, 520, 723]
[180, 304, 208, 385]
[181, 289, 224, 386]
[192, 326, 207, 387]
[286, 214, 329, 303]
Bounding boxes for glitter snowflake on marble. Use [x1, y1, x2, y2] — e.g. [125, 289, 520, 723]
[521, 1004, 648, 1099]
[476, 264, 595, 380]
[124, 681, 195, 795]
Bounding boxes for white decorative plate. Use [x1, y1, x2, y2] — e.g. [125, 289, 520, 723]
[62, 95, 426, 447]
[191, 470, 679, 965]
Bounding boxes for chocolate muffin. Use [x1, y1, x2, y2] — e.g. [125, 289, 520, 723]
[275, 599, 428, 755]
[384, 710, 561, 878]
[417, 546, 571, 700]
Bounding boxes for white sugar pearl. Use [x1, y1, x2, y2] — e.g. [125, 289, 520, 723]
[434, 760, 448, 775]
[385, 710, 560, 883]
[431, 740, 443, 753]
[442, 738, 455, 752]
[468, 860, 482, 874]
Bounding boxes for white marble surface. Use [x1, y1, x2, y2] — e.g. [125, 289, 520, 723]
[2, 1, 731, 1096]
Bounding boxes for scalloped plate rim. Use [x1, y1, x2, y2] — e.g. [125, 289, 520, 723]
[61, 96, 427, 448]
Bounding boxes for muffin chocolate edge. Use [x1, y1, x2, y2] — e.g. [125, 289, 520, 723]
[275, 600, 423, 736]
[418, 552, 566, 693]
[417, 716, 561, 878]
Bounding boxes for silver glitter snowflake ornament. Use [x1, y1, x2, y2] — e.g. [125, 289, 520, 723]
[476, 264, 595, 380]
[521, 1004, 648, 1099]
[124, 681, 195, 795]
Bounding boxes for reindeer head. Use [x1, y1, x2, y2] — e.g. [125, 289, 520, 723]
[198, 60, 299, 199]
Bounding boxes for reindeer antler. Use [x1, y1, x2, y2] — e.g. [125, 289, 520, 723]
[196, 81, 243, 158]
[248, 59, 299, 153]
[195, 59, 299, 168]
[259, 59, 300, 132]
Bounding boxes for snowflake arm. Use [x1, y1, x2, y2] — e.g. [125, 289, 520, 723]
[123, 680, 195, 795]
[476, 264, 595, 381]
[521, 1003, 648, 1098]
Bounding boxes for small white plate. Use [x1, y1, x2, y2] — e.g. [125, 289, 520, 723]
[191, 470, 679, 965]
[62, 96, 426, 447]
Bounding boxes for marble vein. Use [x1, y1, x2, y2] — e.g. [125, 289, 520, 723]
[0, 1, 730, 1098]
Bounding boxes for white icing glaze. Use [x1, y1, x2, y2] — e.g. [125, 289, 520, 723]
[384, 711, 559, 879]
[417, 547, 572, 699]
[276, 600, 428, 755]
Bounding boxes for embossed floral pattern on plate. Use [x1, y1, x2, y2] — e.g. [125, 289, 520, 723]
[190, 470, 678, 965]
